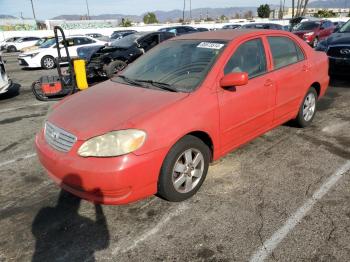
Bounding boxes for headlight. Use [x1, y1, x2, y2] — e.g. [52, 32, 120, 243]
[78, 129, 146, 157]
[29, 52, 39, 58]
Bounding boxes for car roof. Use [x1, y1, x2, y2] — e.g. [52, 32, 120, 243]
[172, 29, 291, 41]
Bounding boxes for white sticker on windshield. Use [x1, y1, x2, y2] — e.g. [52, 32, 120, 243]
[197, 42, 224, 50]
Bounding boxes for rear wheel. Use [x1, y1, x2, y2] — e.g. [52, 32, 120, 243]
[295, 87, 318, 127]
[41, 56, 55, 70]
[157, 135, 210, 202]
[105, 60, 127, 79]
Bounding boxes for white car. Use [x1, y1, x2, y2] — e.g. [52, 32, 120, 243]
[6, 37, 41, 52]
[18, 36, 106, 69]
[0, 37, 21, 51]
[0, 54, 12, 94]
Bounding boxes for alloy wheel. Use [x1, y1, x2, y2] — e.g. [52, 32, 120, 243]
[172, 148, 205, 193]
[303, 93, 316, 122]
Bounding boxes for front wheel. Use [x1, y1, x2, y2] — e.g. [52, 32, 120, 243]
[41, 56, 55, 70]
[105, 60, 127, 79]
[295, 87, 318, 127]
[157, 135, 210, 202]
[7, 45, 17, 52]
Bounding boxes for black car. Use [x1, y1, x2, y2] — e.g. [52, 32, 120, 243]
[158, 26, 198, 36]
[110, 30, 137, 40]
[222, 24, 241, 30]
[196, 27, 209, 32]
[241, 23, 284, 30]
[316, 20, 350, 76]
[78, 31, 175, 78]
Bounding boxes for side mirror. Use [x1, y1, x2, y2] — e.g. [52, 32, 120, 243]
[220, 72, 248, 88]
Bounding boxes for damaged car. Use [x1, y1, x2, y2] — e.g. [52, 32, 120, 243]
[78, 31, 175, 78]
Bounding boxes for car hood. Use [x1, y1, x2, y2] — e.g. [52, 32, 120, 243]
[48, 80, 189, 140]
[324, 32, 350, 46]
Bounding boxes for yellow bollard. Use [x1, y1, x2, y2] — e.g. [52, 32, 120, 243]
[73, 59, 88, 90]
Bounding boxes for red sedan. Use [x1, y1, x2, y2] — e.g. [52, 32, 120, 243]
[36, 30, 329, 205]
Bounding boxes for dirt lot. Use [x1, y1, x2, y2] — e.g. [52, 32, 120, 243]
[0, 53, 349, 262]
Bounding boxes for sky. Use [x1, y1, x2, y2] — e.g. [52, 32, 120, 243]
[0, 0, 294, 19]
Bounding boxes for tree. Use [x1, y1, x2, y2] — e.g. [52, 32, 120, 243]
[244, 10, 253, 19]
[220, 15, 228, 22]
[234, 13, 241, 19]
[257, 4, 271, 18]
[143, 12, 158, 24]
[314, 9, 337, 18]
[120, 18, 132, 27]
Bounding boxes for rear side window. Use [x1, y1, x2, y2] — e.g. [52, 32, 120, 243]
[224, 38, 267, 78]
[268, 36, 304, 70]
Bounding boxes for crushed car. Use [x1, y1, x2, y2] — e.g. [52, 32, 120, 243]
[78, 31, 175, 78]
[36, 30, 329, 205]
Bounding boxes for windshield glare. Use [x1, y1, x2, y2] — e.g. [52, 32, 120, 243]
[113, 40, 226, 92]
[339, 21, 350, 33]
[111, 33, 144, 48]
[40, 38, 56, 48]
[294, 22, 320, 31]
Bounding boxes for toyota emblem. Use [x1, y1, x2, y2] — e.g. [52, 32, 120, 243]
[340, 49, 350, 55]
[51, 131, 60, 140]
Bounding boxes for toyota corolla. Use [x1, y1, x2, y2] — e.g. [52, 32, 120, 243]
[36, 30, 329, 205]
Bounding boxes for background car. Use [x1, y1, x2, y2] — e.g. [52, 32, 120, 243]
[158, 26, 198, 36]
[6, 37, 41, 52]
[222, 24, 241, 30]
[110, 30, 137, 41]
[240, 23, 284, 30]
[316, 20, 350, 76]
[79, 31, 175, 78]
[20, 37, 54, 53]
[18, 36, 106, 69]
[85, 33, 109, 42]
[0, 37, 21, 51]
[292, 20, 335, 47]
[333, 21, 346, 32]
[0, 55, 12, 94]
[196, 27, 209, 32]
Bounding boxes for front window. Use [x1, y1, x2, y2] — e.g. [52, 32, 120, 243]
[113, 40, 226, 92]
[40, 38, 56, 48]
[339, 21, 350, 33]
[293, 22, 320, 31]
[224, 38, 267, 78]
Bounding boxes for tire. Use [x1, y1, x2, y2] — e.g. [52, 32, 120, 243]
[41, 56, 55, 70]
[105, 60, 127, 78]
[295, 87, 318, 128]
[157, 135, 211, 202]
[7, 45, 17, 52]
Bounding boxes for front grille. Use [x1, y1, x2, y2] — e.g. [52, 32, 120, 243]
[45, 122, 77, 152]
[327, 46, 350, 58]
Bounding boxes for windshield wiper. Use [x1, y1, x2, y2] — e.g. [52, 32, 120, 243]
[117, 75, 147, 87]
[133, 79, 178, 92]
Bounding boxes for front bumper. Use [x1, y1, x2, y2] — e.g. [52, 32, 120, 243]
[0, 79, 12, 94]
[18, 56, 40, 68]
[35, 130, 168, 205]
[329, 57, 350, 76]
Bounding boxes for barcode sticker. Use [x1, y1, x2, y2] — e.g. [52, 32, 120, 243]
[197, 42, 224, 49]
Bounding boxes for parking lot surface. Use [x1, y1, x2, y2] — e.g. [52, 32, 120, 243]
[0, 53, 349, 262]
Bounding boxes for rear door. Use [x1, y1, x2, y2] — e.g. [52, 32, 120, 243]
[266, 36, 309, 124]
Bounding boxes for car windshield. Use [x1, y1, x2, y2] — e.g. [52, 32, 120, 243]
[35, 38, 48, 46]
[39, 38, 56, 48]
[113, 40, 227, 92]
[294, 21, 320, 31]
[339, 21, 350, 33]
[111, 33, 145, 48]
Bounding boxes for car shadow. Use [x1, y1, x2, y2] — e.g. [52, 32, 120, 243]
[0, 83, 20, 100]
[329, 75, 350, 88]
[31, 174, 110, 262]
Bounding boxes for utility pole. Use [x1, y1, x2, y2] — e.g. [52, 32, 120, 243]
[30, 0, 36, 21]
[292, 0, 295, 18]
[190, 0, 192, 21]
[182, 0, 186, 23]
[85, 0, 90, 20]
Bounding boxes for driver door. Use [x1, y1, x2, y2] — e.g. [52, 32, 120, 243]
[218, 38, 275, 154]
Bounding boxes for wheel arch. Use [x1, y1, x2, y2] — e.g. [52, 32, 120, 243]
[310, 82, 321, 98]
[184, 131, 214, 162]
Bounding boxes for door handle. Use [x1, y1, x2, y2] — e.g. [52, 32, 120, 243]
[264, 79, 273, 87]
